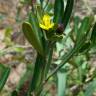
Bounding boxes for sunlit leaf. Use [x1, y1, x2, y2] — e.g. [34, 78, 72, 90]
[57, 70, 67, 96]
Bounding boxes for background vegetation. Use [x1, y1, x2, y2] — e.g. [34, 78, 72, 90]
[0, 0, 96, 96]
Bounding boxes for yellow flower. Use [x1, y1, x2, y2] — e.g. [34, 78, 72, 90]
[39, 14, 54, 30]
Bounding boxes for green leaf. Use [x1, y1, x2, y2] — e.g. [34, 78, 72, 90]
[63, 0, 74, 30]
[44, 42, 54, 76]
[74, 16, 81, 35]
[4, 27, 12, 38]
[29, 12, 43, 37]
[45, 3, 53, 13]
[54, 0, 64, 23]
[47, 31, 88, 82]
[57, 70, 67, 96]
[84, 80, 96, 96]
[79, 42, 91, 53]
[91, 22, 96, 44]
[27, 54, 46, 95]
[76, 16, 94, 44]
[35, 5, 43, 22]
[22, 22, 44, 56]
[47, 34, 63, 41]
[0, 64, 10, 91]
[40, 0, 44, 5]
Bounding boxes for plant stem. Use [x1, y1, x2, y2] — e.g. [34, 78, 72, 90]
[44, 37, 86, 84]
[27, 54, 45, 96]
[44, 42, 54, 76]
[36, 42, 54, 95]
[44, 48, 75, 84]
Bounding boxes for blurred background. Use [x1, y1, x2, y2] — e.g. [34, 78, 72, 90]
[0, 0, 96, 96]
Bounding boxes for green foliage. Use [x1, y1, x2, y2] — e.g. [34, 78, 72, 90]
[79, 42, 91, 53]
[63, 0, 74, 30]
[84, 80, 96, 96]
[57, 70, 67, 96]
[21, 0, 96, 95]
[1, 0, 96, 95]
[40, 0, 44, 5]
[22, 22, 44, 56]
[91, 22, 96, 44]
[0, 64, 10, 91]
[76, 16, 93, 45]
[54, 0, 64, 23]
[28, 54, 46, 95]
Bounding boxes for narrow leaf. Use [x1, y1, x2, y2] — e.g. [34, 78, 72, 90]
[28, 54, 46, 95]
[91, 22, 96, 44]
[79, 42, 91, 53]
[0, 64, 10, 91]
[57, 70, 67, 96]
[40, 0, 43, 4]
[54, 0, 64, 23]
[74, 16, 80, 35]
[22, 22, 44, 56]
[63, 0, 74, 30]
[76, 16, 94, 44]
[36, 5, 43, 22]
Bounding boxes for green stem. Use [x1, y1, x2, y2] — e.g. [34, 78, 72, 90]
[36, 42, 54, 95]
[45, 42, 54, 76]
[44, 37, 86, 84]
[27, 54, 45, 96]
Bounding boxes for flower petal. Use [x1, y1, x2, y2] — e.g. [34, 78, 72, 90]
[50, 23, 54, 28]
[39, 14, 54, 30]
[39, 24, 49, 30]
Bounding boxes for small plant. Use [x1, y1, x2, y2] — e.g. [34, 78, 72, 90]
[22, 0, 75, 95]
[0, 0, 96, 96]
[21, 0, 96, 95]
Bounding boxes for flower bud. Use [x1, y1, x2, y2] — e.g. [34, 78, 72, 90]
[56, 24, 64, 34]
